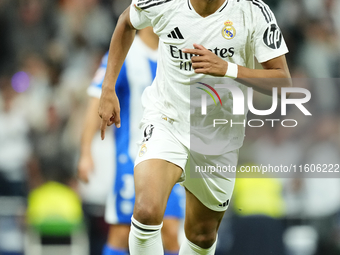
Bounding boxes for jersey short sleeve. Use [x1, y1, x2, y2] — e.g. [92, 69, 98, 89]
[129, 0, 171, 30]
[251, 0, 288, 63]
[129, 0, 156, 29]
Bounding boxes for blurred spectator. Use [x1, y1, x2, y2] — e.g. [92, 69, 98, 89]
[10, 0, 58, 64]
[300, 116, 340, 255]
[17, 53, 53, 132]
[57, 0, 114, 60]
[0, 77, 31, 197]
[249, 122, 305, 217]
[299, 18, 337, 77]
[29, 104, 73, 182]
[0, 0, 15, 74]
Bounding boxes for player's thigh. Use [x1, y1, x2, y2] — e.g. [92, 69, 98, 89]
[133, 123, 188, 224]
[133, 159, 183, 224]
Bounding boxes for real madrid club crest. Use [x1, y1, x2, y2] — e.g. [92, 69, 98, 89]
[222, 20, 236, 40]
[139, 143, 147, 157]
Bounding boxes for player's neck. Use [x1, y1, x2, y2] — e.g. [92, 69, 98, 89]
[139, 28, 159, 50]
[190, 0, 226, 17]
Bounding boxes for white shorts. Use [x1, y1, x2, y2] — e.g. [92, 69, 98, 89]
[134, 114, 238, 212]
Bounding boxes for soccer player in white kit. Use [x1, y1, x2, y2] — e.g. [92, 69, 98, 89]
[99, 0, 292, 254]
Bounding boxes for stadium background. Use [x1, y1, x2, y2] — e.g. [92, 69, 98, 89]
[0, 0, 340, 255]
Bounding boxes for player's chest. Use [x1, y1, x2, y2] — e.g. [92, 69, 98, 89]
[156, 10, 251, 57]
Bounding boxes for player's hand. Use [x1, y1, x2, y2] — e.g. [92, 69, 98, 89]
[98, 90, 121, 140]
[77, 154, 94, 183]
[183, 44, 228, 76]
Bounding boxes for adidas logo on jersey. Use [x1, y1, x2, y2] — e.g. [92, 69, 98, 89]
[167, 27, 184, 39]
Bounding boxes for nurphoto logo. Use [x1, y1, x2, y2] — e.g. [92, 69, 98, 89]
[197, 82, 312, 128]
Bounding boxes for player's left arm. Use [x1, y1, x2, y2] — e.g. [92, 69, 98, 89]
[184, 44, 291, 95]
[236, 53, 292, 95]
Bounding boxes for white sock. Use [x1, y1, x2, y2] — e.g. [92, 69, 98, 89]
[128, 216, 164, 255]
[179, 235, 217, 255]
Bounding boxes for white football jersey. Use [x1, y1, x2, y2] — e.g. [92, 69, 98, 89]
[130, 0, 288, 154]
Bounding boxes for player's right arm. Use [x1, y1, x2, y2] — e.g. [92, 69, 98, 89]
[78, 97, 101, 183]
[99, 6, 136, 140]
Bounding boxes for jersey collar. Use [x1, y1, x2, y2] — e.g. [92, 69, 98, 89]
[187, 0, 229, 14]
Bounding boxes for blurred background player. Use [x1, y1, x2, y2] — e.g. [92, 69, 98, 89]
[77, 27, 185, 255]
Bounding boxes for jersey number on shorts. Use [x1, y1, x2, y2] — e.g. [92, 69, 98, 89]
[142, 124, 155, 142]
